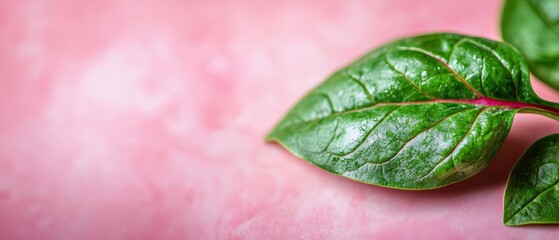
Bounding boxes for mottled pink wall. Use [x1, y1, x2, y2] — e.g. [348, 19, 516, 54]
[1, 0, 559, 239]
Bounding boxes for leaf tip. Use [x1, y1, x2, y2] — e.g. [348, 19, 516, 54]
[503, 214, 519, 227]
[264, 132, 278, 142]
[503, 220, 515, 227]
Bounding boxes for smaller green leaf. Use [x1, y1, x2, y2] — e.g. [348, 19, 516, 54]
[501, 0, 559, 90]
[504, 134, 559, 226]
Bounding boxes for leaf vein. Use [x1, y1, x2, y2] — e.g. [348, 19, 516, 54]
[480, 58, 488, 96]
[526, 0, 559, 36]
[448, 37, 468, 63]
[506, 180, 559, 224]
[332, 106, 402, 157]
[396, 46, 484, 97]
[378, 107, 477, 165]
[413, 107, 487, 182]
[315, 92, 336, 113]
[384, 55, 436, 100]
[322, 118, 340, 153]
[348, 74, 377, 104]
[348, 107, 476, 173]
[463, 39, 518, 101]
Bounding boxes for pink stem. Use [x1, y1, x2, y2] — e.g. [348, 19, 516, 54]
[436, 97, 559, 116]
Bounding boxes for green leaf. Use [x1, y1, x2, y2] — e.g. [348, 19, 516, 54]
[501, 0, 559, 90]
[504, 134, 559, 226]
[267, 33, 559, 190]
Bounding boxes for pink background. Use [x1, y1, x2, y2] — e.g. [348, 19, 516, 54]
[2, 0, 559, 239]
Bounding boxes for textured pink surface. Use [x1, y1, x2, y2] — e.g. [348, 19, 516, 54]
[2, 0, 559, 239]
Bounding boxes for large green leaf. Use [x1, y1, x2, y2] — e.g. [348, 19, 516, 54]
[266, 33, 559, 190]
[504, 134, 559, 226]
[502, 0, 559, 90]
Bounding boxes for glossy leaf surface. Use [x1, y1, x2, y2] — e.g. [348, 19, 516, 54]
[267, 33, 559, 190]
[504, 134, 559, 226]
[502, 0, 559, 90]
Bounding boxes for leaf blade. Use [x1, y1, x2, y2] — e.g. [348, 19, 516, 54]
[267, 33, 550, 189]
[504, 134, 559, 226]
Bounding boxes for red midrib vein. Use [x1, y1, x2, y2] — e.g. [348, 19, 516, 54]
[339, 97, 559, 117]
[436, 97, 559, 115]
